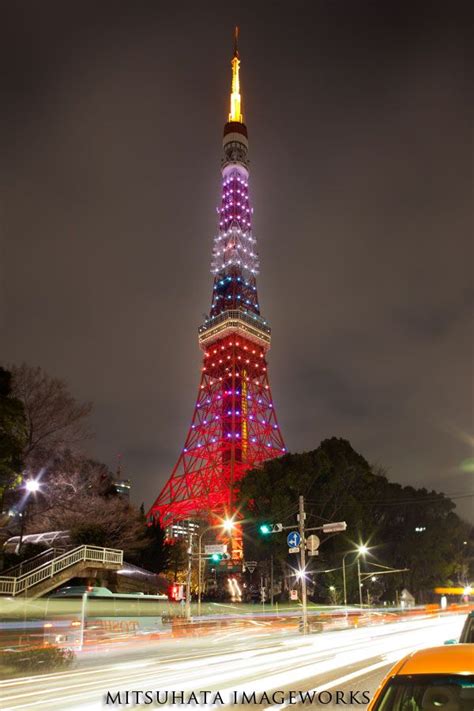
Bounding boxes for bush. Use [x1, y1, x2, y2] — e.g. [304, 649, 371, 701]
[0, 646, 75, 678]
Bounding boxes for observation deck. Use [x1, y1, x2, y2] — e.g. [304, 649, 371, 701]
[198, 309, 271, 350]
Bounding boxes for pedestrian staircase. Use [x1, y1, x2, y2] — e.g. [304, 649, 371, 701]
[1, 547, 65, 579]
[0, 545, 123, 598]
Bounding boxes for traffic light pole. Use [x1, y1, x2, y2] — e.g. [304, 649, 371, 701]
[357, 558, 363, 608]
[270, 554, 274, 607]
[185, 531, 194, 620]
[197, 528, 208, 617]
[298, 495, 308, 635]
[260, 503, 346, 635]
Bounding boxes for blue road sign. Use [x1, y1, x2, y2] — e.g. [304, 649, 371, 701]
[287, 531, 301, 548]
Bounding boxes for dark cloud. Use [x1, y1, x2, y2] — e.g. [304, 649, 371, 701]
[1, 1, 472, 520]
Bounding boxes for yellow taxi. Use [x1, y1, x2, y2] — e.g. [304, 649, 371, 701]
[368, 645, 474, 710]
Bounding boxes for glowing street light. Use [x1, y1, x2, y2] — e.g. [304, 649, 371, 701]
[356, 545, 370, 608]
[342, 543, 371, 607]
[25, 479, 41, 493]
[19, 478, 43, 553]
[197, 517, 237, 614]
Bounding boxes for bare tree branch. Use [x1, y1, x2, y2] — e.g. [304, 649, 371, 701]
[8, 363, 93, 468]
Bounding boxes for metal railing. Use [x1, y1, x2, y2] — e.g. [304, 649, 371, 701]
[198, 308, 271, 336]
[1, 547, 65, 578]
[198, 309, 272, 349]
[0, 545, 123, 597]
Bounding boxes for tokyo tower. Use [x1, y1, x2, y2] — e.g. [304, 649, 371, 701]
[148, 30, 285, 534]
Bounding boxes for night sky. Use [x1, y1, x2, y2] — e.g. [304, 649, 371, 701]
[1, 2, 472, 520]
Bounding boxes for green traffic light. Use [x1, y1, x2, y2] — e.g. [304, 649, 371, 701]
[260, 524, 271, 535]
[211, 553, 222, 562]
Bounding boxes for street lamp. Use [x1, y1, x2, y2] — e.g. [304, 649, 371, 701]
[342, 544, 369, 607]
[197, 518, 236, 615]
[18, 478, 42, 554]
[222, 518, 235, 533]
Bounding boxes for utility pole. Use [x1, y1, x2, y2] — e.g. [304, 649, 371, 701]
[298, 495, 308, 634]
[78, 591, 88, 651]
[357, 558, 363, 608]
[270, 554, 274, 607]
[185, 531, 194, 620]
[261, 503, 346, 634]
[342, 553, 348, 607]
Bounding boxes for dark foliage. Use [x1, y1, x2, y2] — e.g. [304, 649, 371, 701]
[131, 519, 171, 574]
[237, 438, 472, 602]
[0, 367, 27, 506]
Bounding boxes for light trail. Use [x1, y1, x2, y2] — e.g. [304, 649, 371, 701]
[0, 614, 465, 711]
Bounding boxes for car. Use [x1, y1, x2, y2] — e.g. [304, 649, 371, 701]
[459, 611, 474, 644]
[368, 645, 474, 710]
[444, 611, 474, 645]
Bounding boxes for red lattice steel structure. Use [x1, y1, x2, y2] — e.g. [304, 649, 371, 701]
[148, 34, 285, 532]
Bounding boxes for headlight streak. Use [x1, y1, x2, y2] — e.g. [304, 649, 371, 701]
[0, 615, 465, 710]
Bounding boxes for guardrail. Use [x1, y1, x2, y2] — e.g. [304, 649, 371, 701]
[198, 309, 271, 336]
[198, 309, 272, 348]
[0, 546, 123, 597]
[1, 547, 65, 579]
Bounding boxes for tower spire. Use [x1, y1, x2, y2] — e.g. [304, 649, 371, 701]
[229, 26, 243, 123]
[233, 25, 239, 57]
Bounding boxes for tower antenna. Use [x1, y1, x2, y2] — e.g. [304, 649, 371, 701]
[229, 26, 243, 122]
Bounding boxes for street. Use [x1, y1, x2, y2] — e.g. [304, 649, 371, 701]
[0, 613, 465, 710]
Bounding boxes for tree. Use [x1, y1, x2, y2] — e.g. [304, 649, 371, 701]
[9, 363, 92, 469]
[26, 452, 146, 557]
[133, 519, 170, 574]
[165, 540, 188, 582]
[0, 367, 27, 512]
[236, 438, 473, 602]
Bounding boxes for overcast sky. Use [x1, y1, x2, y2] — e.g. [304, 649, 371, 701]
[1, 1, 472, 521]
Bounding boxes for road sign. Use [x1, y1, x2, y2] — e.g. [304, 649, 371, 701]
[204, 544, 227, 555]
[244, 561, 258, 573]
[306, 534, 320, 553]
[288, 546, 300, 554]
[290, 589, 298, 601]
[287, 531, 301, 548]
[322, 521, 347, 533]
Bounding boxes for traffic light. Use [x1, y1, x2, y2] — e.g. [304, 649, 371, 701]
[259, 523, 283, 535]
[210, 552, 230, 562]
